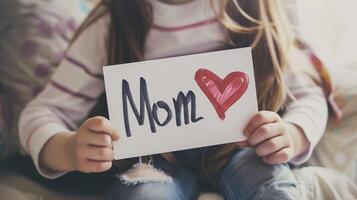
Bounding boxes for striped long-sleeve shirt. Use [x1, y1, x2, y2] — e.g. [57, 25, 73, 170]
[18, 0, 328, 179]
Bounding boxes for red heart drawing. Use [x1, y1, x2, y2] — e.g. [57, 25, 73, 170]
[195, 68, 249, 120]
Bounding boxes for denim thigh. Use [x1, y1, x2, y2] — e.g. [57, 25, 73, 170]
[106, 155, 200, 200]
[218, 148, 299, 200]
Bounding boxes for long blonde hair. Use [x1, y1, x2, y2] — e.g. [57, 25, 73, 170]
[200, 0, 299, 177]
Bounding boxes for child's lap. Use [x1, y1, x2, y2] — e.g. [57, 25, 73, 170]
[106, 148, 298, 200]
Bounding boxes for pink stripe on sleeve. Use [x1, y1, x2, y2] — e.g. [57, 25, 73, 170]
[152, 17, 219, 32]
[50, 81, 97, 101]
[65, 56, 103, 79]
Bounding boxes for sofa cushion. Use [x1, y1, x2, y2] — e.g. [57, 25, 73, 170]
[0, 0, 99, 159]
[310, 63, 357, 183]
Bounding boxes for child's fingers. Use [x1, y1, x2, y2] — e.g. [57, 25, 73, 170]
[243, 111, 280, 138]
[255, 135, 288, 157]
[247, 123, 282, 146]
[262, 147, 293, 165]
[110, 129, 120, 141]
[85, 132, 112, 147]
[237, 140, 249, 147]
[83, 160, 112, 173]
[83, 146, 114, 161]
[85, 116, 112, 132]
[85, 116, 120, 141]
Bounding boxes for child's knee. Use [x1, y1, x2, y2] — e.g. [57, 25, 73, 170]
[219, 149, 298, 200]
[106, 180, 181, 200]
[223, 148, 294, 180]
[107, 162, 199, 200]
[107, 162, 177, 199]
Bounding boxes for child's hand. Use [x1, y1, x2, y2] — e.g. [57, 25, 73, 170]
[69, 116, 120, 173]
[240, 111, 309, 165]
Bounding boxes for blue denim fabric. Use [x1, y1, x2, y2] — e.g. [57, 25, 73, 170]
[218, 148, 298, 200]
[106, 148, 298, 200]
[106, 155, 201, 200]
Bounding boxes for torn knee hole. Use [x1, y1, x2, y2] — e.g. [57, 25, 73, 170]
[117, 163, 173, 185]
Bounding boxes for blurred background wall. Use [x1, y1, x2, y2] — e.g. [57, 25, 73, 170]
[297, 0, 357, 72]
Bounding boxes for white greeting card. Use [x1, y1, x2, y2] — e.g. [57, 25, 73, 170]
[103, 48, 258, 159]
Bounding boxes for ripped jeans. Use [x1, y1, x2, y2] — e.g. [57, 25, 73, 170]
[106, 148, 299, 200]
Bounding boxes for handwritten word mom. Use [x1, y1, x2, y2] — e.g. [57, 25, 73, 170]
[122, 77, 203, 137]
